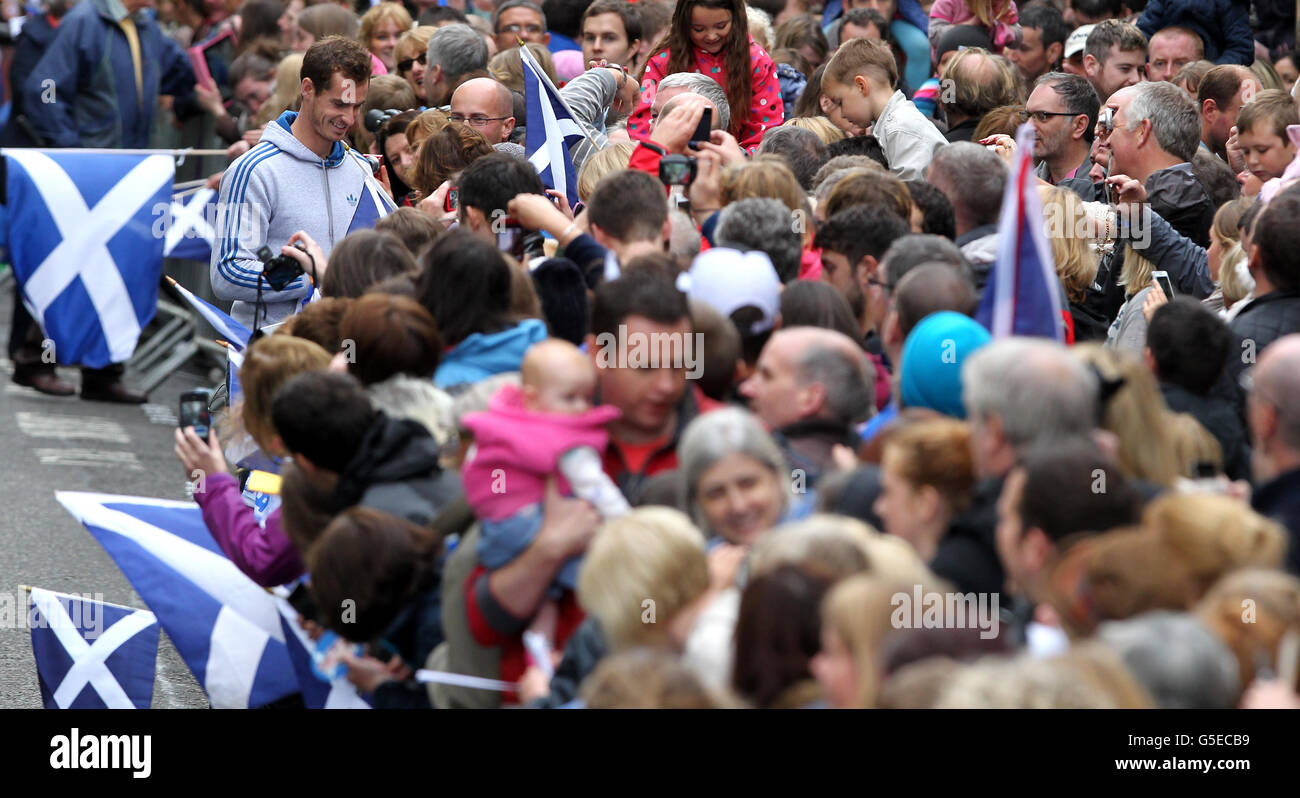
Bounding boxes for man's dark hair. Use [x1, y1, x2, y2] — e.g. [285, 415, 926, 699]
[590, 268, 690, 339]
[1147, 297, 1230, 395]
[457, 152, 545, 223]
[1021, 5, 1069, 49]
[588, 170, 668, 243]
[229, 41, 279, 87]
[1018, 438, 1140, 544]
[1247, 190, 1300, 294]
[814, 206, 910, 272]
[545, 0, 595, 38]
[1035, 72, 1099, 144]
[904, 180, 956, 239]
[580, 0, 643, 43]
[893, 263, 978, 336]
[301, 35, 372, 94]
[1083, 19, 1147, 65]
[1072, 0, 1125, 24]
[419, 6, 468, 26]
[827, 134, 889, 170]
[758, 125, 828, 190]
[272, 371, 379, 473]
[779, 281, 863, 343]
[495, 0, 547, 31]
[881, 234, 971, 288]
[416, 229, 514, 345]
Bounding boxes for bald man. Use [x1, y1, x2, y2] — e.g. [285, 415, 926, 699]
[450, 77, 516, 144]
[1247, 334, 1300, 575]
[739, 326, 874, 485]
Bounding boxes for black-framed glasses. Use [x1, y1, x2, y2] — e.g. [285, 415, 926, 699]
[397, 52, 426, 73]
[448, 114, 511, 127]
[1018, 109, 1079, 123]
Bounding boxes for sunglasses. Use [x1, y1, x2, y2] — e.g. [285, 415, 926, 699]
[397, 52, 427, 73]
[1018, 110, 1079, 123]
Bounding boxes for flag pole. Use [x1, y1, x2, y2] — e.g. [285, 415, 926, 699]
[518, 40, 604, 152]
[20, 584, 151, 614]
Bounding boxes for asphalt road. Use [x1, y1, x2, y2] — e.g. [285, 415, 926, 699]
[0, 284, 218, 709]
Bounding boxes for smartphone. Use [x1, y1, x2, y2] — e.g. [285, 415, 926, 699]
[1152, 270, 1174, 300]
[443, 186, 459, 214]
[179, 389, 212, 442]
[688, 107, 712, 150]
[287, 581, 320, 623]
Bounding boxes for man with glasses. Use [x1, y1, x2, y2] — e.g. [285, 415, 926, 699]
[450, 76, 516, 143]
[1025, 72, 1098, 195]
[493, 0, 549, 53]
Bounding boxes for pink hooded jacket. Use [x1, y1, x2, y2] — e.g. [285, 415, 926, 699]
[461, 383, 621, 520]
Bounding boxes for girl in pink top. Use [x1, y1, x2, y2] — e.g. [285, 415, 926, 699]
[461, 339, 630, 595]
[928, 0, 1021, 55]
[629, 0, 784, 152]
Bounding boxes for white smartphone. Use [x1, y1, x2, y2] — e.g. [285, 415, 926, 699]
[1152, 270, 1174, 300]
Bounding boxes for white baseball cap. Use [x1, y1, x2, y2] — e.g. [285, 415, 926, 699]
[1064, 24, 1096, 60]
[679, 248, 782, 336]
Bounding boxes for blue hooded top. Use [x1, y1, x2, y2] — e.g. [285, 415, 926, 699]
[434, 318, 548, 388]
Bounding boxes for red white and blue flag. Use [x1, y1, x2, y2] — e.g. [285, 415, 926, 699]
[975, 124, 1065, 342]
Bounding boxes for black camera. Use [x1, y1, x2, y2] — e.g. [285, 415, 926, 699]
[256, 241, 309, 290]
[659, 154, 697, 187]
[364, 107, 403, 134]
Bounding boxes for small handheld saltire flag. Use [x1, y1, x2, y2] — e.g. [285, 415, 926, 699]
[165, 275, 252, 350]
[29, 587, 158, 709]
[975, 123, 1065, 341]
[274, 593, 371, 709]
[520, 43, 587, 208]
[4, 150, 173, 368]
[345, 152, 399, 234]
[163, 187, 218, 262]
[56, 492, 298, 709]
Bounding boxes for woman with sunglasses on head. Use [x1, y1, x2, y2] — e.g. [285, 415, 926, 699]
[629, 0, 783, 152]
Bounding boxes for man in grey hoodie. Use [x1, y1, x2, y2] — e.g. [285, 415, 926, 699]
[211, 36, 383, 329]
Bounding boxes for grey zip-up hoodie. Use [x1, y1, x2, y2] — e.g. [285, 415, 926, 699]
[211, 111, 376, 328]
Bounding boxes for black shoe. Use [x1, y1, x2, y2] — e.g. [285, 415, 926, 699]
[12, 364, 76, 396]
[80, 380, 148, 404]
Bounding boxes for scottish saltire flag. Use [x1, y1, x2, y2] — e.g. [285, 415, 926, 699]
[975, 124, 1065, 341]
[163, 187, 218, 262]
[167, 276, 252, 350]
[29, 587, 158, 709]
[4, 150, 173, 368]
[56, 492, 298, 709]
[274, 595, 370, 709]
[345, 170, 398, 234]
[520, 44, 586, 207]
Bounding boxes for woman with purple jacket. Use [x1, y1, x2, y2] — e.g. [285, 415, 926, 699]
[174, 335, 333, 587]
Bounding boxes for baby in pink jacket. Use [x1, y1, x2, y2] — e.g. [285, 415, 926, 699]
[462, 339, 630, 597]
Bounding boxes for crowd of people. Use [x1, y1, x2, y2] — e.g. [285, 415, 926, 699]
[7, 0, 1300, 709]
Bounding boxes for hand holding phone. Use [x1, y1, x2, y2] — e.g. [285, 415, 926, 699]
[688, 107, 712, 150]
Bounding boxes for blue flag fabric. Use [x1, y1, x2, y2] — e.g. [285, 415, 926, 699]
[275, 595, 371, 709]
[5, 150, 173, 368]
[56, 492, 299, 709]
[975, 123, 1065, 342]
[345, 177, 395, 234]
[167, 276, 252, 350]
[163, 187, 218, 262]
[521, 45, 586, 208]
[29, 587, 158, 709]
